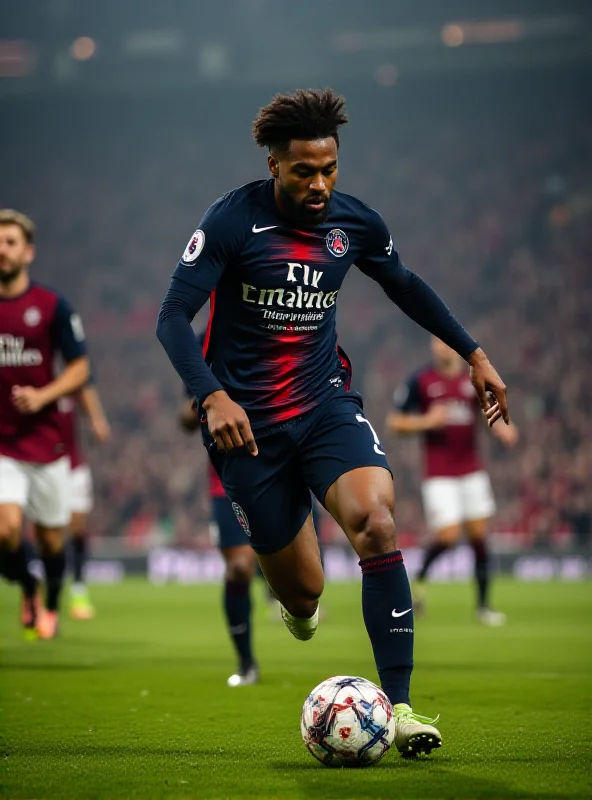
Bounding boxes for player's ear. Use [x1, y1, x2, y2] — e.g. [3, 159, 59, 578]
[25, 244, 36, 265]
[268, 154, 279, 179]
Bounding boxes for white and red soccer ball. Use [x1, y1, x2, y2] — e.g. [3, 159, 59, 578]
[301, 676, 395, 767]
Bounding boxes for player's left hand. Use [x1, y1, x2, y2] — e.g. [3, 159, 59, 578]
[91, 418, 111, 443]
[11, 385, 47, 415]
[467, 348, 509, 427]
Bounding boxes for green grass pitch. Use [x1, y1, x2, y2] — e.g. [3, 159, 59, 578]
[1, 578, 591, 799]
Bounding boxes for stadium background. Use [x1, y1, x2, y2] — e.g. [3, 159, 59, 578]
[2, 0, 591, 582]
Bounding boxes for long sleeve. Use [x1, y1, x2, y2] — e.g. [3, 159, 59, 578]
[156, 277, 223, 404]
[156, 193, 244, 404]
[357, 211, 479, 360]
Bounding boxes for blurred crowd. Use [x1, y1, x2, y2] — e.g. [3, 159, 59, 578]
[2, 84, 590, 551]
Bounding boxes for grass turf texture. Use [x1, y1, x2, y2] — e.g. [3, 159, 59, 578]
[1, 579, 590, 799]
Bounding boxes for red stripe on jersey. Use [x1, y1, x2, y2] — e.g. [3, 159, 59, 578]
[269, 238, 324, 264]
[264, 333, 315, 421]
[209, 463, 226, 498]
[202, 290, 217, 358]
[337, 345, 352, 390]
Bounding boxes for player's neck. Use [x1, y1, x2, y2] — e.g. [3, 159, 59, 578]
[273, 181, 296, 224]
[435, 361, 462, 378]
[0, 271, 30, 299]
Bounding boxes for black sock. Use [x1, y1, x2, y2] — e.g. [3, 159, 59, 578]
[70, 536, 87, 584]
[418, 541, 450, 581]
[360, 550, 414, 707]
[42, 550, 67, 612]
[223, 579, 254, 670]
[472, 539, 489, 609]
[0, 541, 38, 598]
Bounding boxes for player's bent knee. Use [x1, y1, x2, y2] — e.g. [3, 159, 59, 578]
[348, 506, 397, 560]
[0, 522, 20, 549]
[226, 558, 255, 583]
[35, 528, 64, 557]
[436, 526, 462, 547]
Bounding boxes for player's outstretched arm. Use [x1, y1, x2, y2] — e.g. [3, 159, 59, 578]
[387, 405, 448, 435]
[158, 206, 258, 454]
[156, 279, 258, 455]
[467, 348, 510, 427]
[357, 210, 510, 426]
[79, 383, 111, 442]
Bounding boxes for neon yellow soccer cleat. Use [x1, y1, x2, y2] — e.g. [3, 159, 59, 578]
[280, 605, 319, 641]
[69, 585, 95, 620]
[394, 703, 442, 758]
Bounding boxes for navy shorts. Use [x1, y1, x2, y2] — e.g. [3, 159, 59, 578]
[211, 496, 251, 550]
[204, 391, 391, 555]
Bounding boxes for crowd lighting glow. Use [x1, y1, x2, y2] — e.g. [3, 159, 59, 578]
[441, 25, 465, 47]
[442, 20, 525, 47]
[71, 37, 97, 61]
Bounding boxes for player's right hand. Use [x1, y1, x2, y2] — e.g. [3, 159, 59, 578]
[424, 403, 449, 430]
[202, 391, 258, 456]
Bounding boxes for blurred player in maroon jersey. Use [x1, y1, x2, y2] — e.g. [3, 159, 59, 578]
[179, 397, 259, 686]
[388, 337, 518, 625]
[58, 382, 111, 620]
[0, 209, 90, 639]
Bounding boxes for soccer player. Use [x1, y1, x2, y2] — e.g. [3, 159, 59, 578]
[388, 337, 518, 625]
[179, 397, 259, 687]
[157, 89, 510, 757]
[0, 209, 90, 639]
[59, 381, 111, 620]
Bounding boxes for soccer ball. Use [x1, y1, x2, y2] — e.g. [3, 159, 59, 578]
[300, 676, 395, 767]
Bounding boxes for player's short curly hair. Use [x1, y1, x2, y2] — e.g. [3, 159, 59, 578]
[252, 88, 348, 153]
[0, 209, 35, 243]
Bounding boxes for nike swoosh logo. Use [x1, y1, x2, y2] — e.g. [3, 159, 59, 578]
[392, 608, 412, 618]
[252, 224, 278, 233]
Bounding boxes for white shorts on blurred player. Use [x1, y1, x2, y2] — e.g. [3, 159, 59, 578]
[0, 455, 71, 528]
[69, 464, 93, 515]
[421, 470, 496, 531]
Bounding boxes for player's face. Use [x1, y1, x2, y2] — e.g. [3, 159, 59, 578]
[431, 337, 462, 370]
[0, 224, 34, 284]
[270, 138, 338, 227]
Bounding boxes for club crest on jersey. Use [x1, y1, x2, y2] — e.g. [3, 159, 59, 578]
[23, 306, 41, 327]
[182, 229, 205, 263]
[325, 228, 349, 257]
[231, 502, 251, 537]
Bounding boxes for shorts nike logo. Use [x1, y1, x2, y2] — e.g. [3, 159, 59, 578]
[252, 224, 278, 233]
[392, 608, 412, 618]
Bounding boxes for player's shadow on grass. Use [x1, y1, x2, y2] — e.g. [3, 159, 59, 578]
[271, 760, 574, 800]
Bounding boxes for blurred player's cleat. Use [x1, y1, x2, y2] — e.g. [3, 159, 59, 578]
[411, 580, 427, 617]
[69, 584, 95, 620]
[21, 590, 42, 632]
[476, 607, 507, 627]
[37, 610, 60, 640]
[394, 704, 442, 758]
[227, 663, 259, 687]
[280, 605, 319, 641]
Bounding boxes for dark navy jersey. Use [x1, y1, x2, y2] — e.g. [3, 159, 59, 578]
[173, 179, 407, 428]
